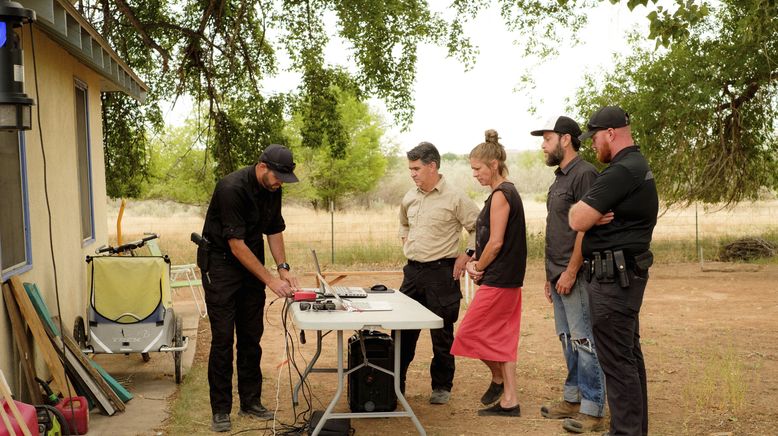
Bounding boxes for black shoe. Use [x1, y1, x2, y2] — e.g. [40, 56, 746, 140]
[480, 381, 504, 405]
[478, 402, 521, 417]
[211, 413, 231, 432]
[238, 403, 273, 419]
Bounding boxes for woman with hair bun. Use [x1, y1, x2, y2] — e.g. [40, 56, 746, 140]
[451, 129, 527, 417]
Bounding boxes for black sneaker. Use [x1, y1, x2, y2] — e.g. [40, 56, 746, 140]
[211, 413, 231, 432]
[238, 403, 273, 420]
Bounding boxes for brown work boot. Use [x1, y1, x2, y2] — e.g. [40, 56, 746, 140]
[562, 413, 608, 433]
[540, 400, 580, 419]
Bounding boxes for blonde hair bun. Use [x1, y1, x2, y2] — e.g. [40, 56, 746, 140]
[485, 129, 499, 144]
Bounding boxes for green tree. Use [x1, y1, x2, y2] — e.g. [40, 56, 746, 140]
[286, 88, 388, 208]
[102, 93, 160, 198]
[573, 0, 778, 206]
[80, 0, 477, 196]
[142, 120, 216, 204]
[83, 0, 766, 203]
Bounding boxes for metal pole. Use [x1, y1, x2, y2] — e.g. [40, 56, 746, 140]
[330, 200, 335, 264]
[695, 203, 703, 268]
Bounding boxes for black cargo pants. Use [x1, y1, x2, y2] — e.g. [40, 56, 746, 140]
[588, 268, 649, 436]
[394, 258, 461, 392]
[202, 255, 266, 415]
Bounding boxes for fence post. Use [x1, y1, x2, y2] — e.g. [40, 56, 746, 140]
[695, 203, 700, 262]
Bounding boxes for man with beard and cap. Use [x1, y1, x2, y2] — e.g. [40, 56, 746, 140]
[531, 116, 607, 433]
[570, 106, 658, 436]
[199, 144, 301, 432]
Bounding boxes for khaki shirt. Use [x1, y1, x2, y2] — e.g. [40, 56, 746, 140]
[399, 174, 479, 262]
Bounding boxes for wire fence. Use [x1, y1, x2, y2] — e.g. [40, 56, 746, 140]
[109, 199, 778, 271]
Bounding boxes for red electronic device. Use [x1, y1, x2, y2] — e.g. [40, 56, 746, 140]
[294, 291, 318, 302]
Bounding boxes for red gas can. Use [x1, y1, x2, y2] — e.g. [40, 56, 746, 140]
[55, 397, 89, 435]
[0, 399, 39, 436]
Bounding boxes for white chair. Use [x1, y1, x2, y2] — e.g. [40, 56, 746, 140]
[146, 237, 207, 318]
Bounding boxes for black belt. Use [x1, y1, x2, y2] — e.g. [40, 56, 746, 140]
[583, 249, 653, 287]
[407, 258, 456, 267]
[208, 250, 232, 260]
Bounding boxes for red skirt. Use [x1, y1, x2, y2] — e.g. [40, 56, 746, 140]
[450, 285, 522, 362]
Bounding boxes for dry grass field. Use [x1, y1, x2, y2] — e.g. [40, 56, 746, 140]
[108, 199, 778, 269]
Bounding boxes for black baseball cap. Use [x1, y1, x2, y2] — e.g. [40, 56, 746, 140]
[579, 106, 630, 141]
[530, 115, 582, 149]
[260, 144, 299, 183]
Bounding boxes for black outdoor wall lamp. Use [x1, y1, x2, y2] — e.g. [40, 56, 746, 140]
[0, 0, 35, 132]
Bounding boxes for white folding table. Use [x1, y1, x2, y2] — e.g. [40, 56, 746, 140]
[291, 291, 443, 435]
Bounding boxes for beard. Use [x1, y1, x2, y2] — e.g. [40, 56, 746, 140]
[261, 171, 281, 191]
[545, 140, 564, 166]
[596, 142, 611, 164]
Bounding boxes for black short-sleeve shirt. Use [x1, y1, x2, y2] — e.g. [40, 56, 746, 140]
[201, 164, 286, 264]
[545, 156, 598, 281]
[581, 146, 658, 257]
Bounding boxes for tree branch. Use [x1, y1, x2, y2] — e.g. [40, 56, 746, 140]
[716, 81, 760, 111]
[114, 0, 171, 71]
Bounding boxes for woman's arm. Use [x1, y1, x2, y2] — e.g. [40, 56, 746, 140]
[469, 190, 509, 275]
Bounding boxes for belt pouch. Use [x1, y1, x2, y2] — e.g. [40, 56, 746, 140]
[583, 259, 592, 282]
[604, 250, 615, 279]
[634, 250, 654, 275]
[593, 252, 603, 280]
[613, 250, 630, 288]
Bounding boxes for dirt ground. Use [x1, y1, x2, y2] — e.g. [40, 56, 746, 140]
[178, 262, 778, 435]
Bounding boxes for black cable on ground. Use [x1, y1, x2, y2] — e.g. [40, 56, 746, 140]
[231, 298, 320, 435]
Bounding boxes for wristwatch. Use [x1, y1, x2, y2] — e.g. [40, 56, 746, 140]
[277, 262, 290, 271]
[465, 248, 475, 257]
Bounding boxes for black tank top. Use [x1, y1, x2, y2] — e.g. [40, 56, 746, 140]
[475, 181, 527, 288]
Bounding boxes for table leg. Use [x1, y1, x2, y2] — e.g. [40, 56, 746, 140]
[393, 332, 426, 435]
[293, 330, 324, 405]
[311, 330, 346, 436]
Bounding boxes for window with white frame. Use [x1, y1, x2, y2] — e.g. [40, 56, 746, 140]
[75, 81, 94, 243]
[0, 131, 32, 279]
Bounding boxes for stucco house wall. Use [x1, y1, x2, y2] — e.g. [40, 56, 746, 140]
[0, 2, 146, 396]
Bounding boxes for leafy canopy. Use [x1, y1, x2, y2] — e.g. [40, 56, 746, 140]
[85, 0, 774, 206]
[573, 0, 778, 205]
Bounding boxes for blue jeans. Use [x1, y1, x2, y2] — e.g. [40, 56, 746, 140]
[551, 274, 606, 417]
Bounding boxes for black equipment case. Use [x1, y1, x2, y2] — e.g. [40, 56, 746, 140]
[348, 330, 397, 412]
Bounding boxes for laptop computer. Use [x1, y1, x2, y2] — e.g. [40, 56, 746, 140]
[311, 249, 367, 298]
[316, 272, 392, 312]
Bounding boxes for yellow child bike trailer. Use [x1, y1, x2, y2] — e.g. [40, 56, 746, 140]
[74, 234, 188, 383]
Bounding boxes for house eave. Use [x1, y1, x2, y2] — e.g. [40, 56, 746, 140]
[19, 0, 149, 102]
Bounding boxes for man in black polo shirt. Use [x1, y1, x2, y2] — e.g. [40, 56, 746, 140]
[531, 116, 606, 433]
[199, 144, 300, 432]
[570, 106, 658, 436]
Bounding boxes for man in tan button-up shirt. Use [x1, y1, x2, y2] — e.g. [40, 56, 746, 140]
[397, 141, 479, 405]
